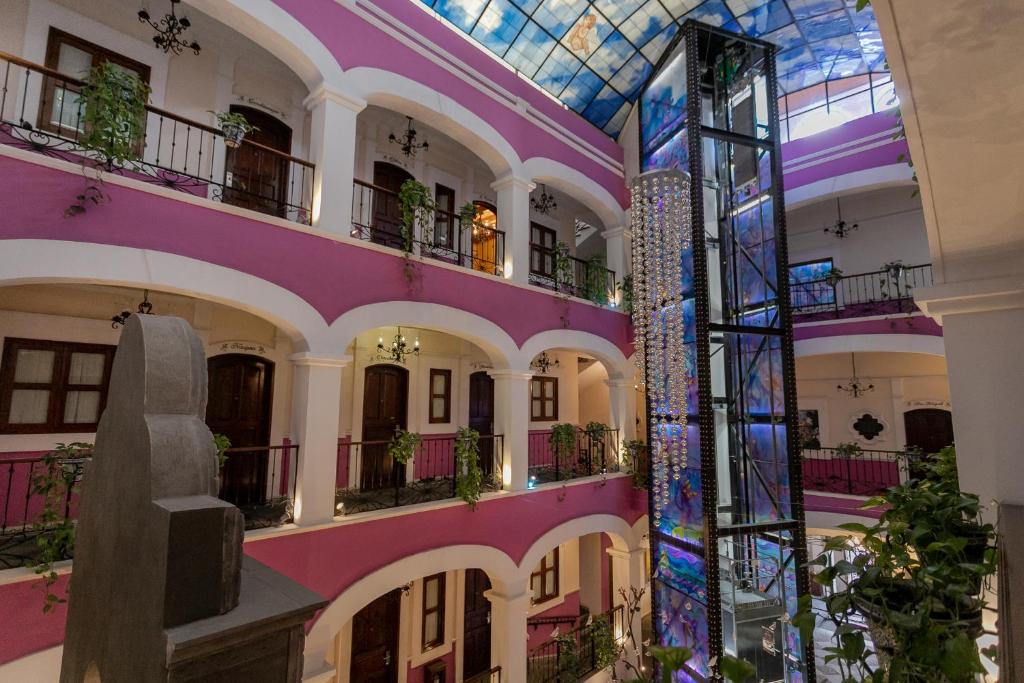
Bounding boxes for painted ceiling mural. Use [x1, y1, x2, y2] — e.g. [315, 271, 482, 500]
[418, 0, 887, 137]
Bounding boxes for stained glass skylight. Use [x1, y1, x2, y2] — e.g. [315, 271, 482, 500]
[419, 0, 888, 137]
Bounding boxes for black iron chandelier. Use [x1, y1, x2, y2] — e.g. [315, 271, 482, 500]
[138, 0, 201, 55]
[836, 353, 874, 398]
[531, 351, 560, 374]
[377, 327, 420, 364]
[824, 198, 858, 239]
[389, 117, 429, 158]
[531, 184, 558, 215]
[111, 290, 154, 329]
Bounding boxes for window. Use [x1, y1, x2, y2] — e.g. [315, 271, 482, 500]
[531, 548, 559, 604]
[428, 369, 451, 424]
[472, 202, 499, 275]
[0, 338, 116, 434]
[530, 223, 557, 279]
[530, 376, 558, 422]
[41, 28, 151, 137]
[421, 572, 446, 650]
[434, 184, 456, 248]
[788, 258, 835, 310]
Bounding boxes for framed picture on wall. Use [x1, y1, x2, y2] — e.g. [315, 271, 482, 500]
[797, 409, 821, 449]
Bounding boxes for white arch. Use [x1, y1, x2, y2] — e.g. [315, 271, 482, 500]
[785, 164, 915, 210]
[523, 157, 626, 228]
[340, 67, 522, 179]
[0, 240, 332, 353]
[795, 333, 945, 358]
[187, 0, 345, 89]
[515, 514, 638, 582]
[330, 301, 519, 368]
[517, 329, 631, 380]
[305, 544, 518, 657]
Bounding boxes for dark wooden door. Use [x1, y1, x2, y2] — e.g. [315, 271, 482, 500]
[224, 106, 292, 218]
[469, 371, 495, 479]
[372, 162, 413, 249]
[361, 364, 408, 490]
[463, 569, 492, 680]
[904, 408, 954, 454]
[351, 589, 401, 683]
[206, 354, 274, 506]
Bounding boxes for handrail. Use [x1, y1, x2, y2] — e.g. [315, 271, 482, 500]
[789, 262, 932, 317]
[351, 178, 507, 236]
[464, 666, 501, 683]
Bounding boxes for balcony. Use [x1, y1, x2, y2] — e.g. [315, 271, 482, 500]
[789, 263, 933, 322]
[802, 445, 910, 496]
[529, 249, 617, 306]
[0, 51, 314, 224]
[350, 179, 506, 277]
[528, 427, 621, 486]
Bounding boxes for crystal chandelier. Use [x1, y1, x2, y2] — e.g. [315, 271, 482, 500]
[138, 0, 201, 55]
[824, 197, 858, 239]
[389, 117, 429, 158]
[630, 170, 692, 527]
[376, 327, 420, 364]
[111, 289, 154, 328]
[530, 184, 558, 215]
[530, 351, 560, 374]
[836, 353, 874, 397]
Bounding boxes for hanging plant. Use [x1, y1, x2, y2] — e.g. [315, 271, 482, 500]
[213, 433, 231, 468]
[618, 273, 635, 315]
[582, 254, 609, 305]
[387, 427, 421, 466]
[549, 423, 578, 480]
[65, 62, 151, 217]
[623, 439, 647, 489]
[208, 110, 258, 148]
[455, 426, 484, 509]
[397, 179, 436, 285]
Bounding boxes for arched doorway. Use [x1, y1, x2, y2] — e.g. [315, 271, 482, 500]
[206, 354, 274, 505]
[372, 161, 414, 249]
[472, 201, 499, 275]
[361, 364, 409, 490]
[223, 105, 293, 218]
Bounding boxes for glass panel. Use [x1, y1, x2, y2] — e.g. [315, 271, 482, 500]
[432, 398, 446, 418]
[56, 43, 92, 78]
[68, 352, 105, 384]
[9, 389, 50, 423]
[64, 390, 101, 424]
[14, 349, 55, 383]
[544, 381, 555, 398]
[424, 612, 438, 642]
[432, 373, 446, 394]
[544, 570, 555, 595]
[425, 578, 439, 607]
[532, 399, 542, 416]
[532, 381, 541, 398]
[532, 578, 542, 601]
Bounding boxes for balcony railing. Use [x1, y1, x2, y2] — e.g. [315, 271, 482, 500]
[464, 667, 502, 683]
[529, 249, 616, 306]
[351, 179, 506, 276]
[335, 433, 504, 515]
[802, 446, 910, 496]
[526, 605, 624, 683]
[219, 443, 299, 530]
[789, 263, 932, 320]
[528, 427, 620, 486]
[0, 51, 314, 223]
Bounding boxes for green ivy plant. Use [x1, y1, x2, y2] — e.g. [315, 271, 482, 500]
[454, 426, 484, 509]
[213, 433, 231, 468]
[66, 62, 151, 217]
[549, 423, 578, 480]
[209, 110, 258, 135]
[583, 254, 609, 305]
[623, 439, 647, 489]
[397, 179, 436, 284]
[617, 273, 635, 315]
[834, 441, 862, 459]
[387, 427, 421, 466]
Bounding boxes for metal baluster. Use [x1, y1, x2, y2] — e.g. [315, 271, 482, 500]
[1, 60, 11, 122]
[183, 124, 191, 175]
[22, 461, 36, 534]
[155, 116, 163, 166]
[19, 66, 30, 127]
[169, 119, 177, 170]
[1, 461, 13, 534]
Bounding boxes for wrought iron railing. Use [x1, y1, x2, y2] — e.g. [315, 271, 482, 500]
[0, 51, 314, 223]
[789, 263, 932, 320]
[335, 433, 504, 515]
[527, 427, 620, 486]
[801, 446, 910, 496]
[219, 443, 299, 530]
[528, 248, 616, 305]
[526, 606, 624, 683]
[350, 179, 506, 276]
[464, 666, 502, 683]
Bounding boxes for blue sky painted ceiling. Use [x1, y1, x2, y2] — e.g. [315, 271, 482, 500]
[418, 0, 887, 137]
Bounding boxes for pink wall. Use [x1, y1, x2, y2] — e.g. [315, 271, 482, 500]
[408, 648, 455, 683]
[0, 156, 633, 357]
[794, 316, 942, 341]
[527, 590, 581, 651]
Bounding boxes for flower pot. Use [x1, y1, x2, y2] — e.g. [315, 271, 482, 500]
[221, 123, 247, 149]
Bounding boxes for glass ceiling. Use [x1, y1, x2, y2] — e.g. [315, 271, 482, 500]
[419, 0, 887, 137]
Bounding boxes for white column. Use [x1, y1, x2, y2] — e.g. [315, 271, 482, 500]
[605, 379, 634, 448]
[602, 226, 630, 296]
[491, 174, 535, 284]
[486, 577, 530, 683]
[304, 85, 366, 233]
[290, 352, 350, 526]
[608, 546, 647, 671]
[489, 370, 533, 491]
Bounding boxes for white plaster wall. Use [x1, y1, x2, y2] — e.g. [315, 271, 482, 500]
[528, 350, 580, 431]
[578, 360, 611, 426]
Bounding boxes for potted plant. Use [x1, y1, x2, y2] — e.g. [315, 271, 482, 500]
[387, 427, 421, 467]
[549, 423, 578, 480]
[834, 441, 862, 459]
[824, 266, 844, 288]
[623, 439, 647, 489]
[210, 110, 258, 148]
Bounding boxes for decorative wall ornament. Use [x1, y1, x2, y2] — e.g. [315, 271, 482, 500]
[138, 0, 201, 55]
[389, 117, 429, 158]
[629, 169, 692, 528]
[823, 197, 858, 239]
[215, 341, 271, 356]
[111, 290, 153, 329]
[530, 351, 560, 374]
[530, 184, 558, 215]
[376, 327, 420, 364]
[852, 413, 885, 441]
[836, 352, 874, 397]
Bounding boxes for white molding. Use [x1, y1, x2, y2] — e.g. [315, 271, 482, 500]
[290, 352, 352, 368]
[303, 83, 367, 113]
[794, 334, 945, 358]
[915, 276, 1024, 323]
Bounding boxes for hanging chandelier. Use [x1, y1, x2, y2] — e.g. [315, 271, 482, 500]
[836, 353, 874, 398]
[824, 198, 858, 239]
[531, 184, 558, 215]
[389, 117, 429, 158]
[138, 0, 201, 55]
[111, 289, 154, 329]
[377, 327, 420, 364]
[530, 351, 560, 374]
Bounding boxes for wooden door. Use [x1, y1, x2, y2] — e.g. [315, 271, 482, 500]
[372, 162, 413, 249]
[462, 569, 492, 680]
[361, 364, 408, 490]
[224, 106, 292, 218]
[434, 183, 456, 250]
[904, 408, 954, 454]
[472, 202, 499, 274]
[469, 371, 495, 479]
[206, 354, 274, 506]
[351, 589, 401, 683]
